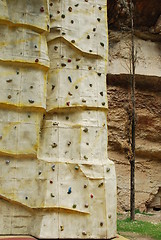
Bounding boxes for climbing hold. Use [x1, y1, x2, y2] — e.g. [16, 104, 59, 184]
[0, 135, 2, 140]
[97, 73, 102, 76]
[51, 193, 55, 197]
[108, 214, 112, 219]
[89, 84, 92, 87]
[25, 196, 28, 200]
[16, 71, 19, 75]
[84, 155, 88, 160]
[30, 86, 33, 89]
[82, 231, 87, 236]
[100, 92, 103, 96]
[75, 85, 78, 89]
[97, 18, 101, 22]
[100, 42, 104, 47]
[50, 14, 53, 18]
[6, 79, 12, 83]
[60, 226, 64, 231]
[67, 141, 71, 146]
[68, 92, 72, 96]
[93, 28, 96, 32]
[57, 10, 60, 14]
[67, 187, 72, 194]
[38, 171, 42, 175]
[102, 102, 105, 106]
[106, 167, 110, 172]
[99, 6, 102, 10]
[66, 116, 69, 120]
[52, 85, 55, 90]
[75, 4, 79, 7]
[40, 7, 44, 12]
[6, 160, 10, 164]
[71, 40, 75, 43]
[68, 76, 72, 82]
[8, 95, 12, 99]
[61, 14, 65, 18]
[35, 58, 39, 63]
[84, 184, 87, 188]
[75, 165, 79, 170]
[66, 102, 70, 106]
[50, 180, 53, 184]
[71, 20, 74, 24]
[51, 143, 57, 148]
[53, 122, 59, 126]
[87, 35, 90, 39]
[51, 164, 55, 171]
[34, 45, 37, 48]
[89, 50, 93, 52]
[68, 59, 72, 63]
[100, 222, 103, 227]
[54, 46, 58, 51]
[86, 142, 89, 145]
[68, 7, 72, 12]
[76, 58, 80, 61]
[76, 65, 79, 69]
[85, 203, 89, 208]
[28, 99, 34, 103]
[61, 63, 66, 67]
[83, 128, 88, 133]
[90, 194, 94, 198]
[88, 66, 92, 70]
[72, 204, 77, 209]
[82, 99, 86, 103]
[98, 182, 103, 187]
[50, 3, 53, 6]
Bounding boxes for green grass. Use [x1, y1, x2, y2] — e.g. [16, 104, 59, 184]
[117, 218, 161, 240]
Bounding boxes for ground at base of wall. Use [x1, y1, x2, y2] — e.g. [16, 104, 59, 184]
[0, 236, 128, 240]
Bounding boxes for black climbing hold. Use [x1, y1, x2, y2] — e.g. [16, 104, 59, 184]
[72, 204, 77, 208]
[71, 20, 74, 24]
[75, 85, 78, 89]
[34, 45, 37, 48]
[68, 92, 72, 96]
[67, 141, 71, 146]
[106, 167, 110, 172]
[61, 14, 65, 18]
[51, 164, 55, 171]
[68, 76, 72, 82]
[97, 73, 101, 76]
[66, 102, 70, 106]
[82, 99, 86, 103]
[75, 165, 79, 170]
[97, 18, 101, 22]
[50, 3, 53, 6]
[50, 14, 53, 18]
[83, 128, 88, 133]
[93, 28, 96, 32]
[54, 46, 58, 51]
[98, 182, 103, 187]
[51, 193, 55, 197]
[75, 4, 79, 7]
[71, 40, 75, 43]
[100, 222, 103, 227]
[30, 86, 33, 89]
[100, 42, 104, 47]
[100, 92, 103, 96]
[88, 66, 92, 70]
[102, 102, 105, 106]
[61, 63, 66, 67]
[76, 65, 79, 69]
[51, 143, 57, 148]
[52, 85, 55, 90]
[35, 58, 39, 63]
[84, 155, 88, 160]
[38, 171, 42, 175]
[66, 116, 69, 120]
[99, 6, 102, 10]
[28, 99, 34, 103]
[84, 184, 87, 188]
[87, 35, 90, 39]
[85, 203, 89, 208]
[25, 196, 28, 200]
[89, 84, 92, 87]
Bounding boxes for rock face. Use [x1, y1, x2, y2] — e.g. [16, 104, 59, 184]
[107, 74, 161, 212]
[107, 0, 161, 211]
[107, 0, 161, 212]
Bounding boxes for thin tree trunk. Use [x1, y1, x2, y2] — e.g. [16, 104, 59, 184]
[130, 0, 136, 221]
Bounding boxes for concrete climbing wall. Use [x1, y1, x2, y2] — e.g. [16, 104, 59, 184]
[0, 0, 117, 239]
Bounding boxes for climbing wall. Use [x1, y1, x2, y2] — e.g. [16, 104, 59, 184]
[0, 0, 117, 239]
